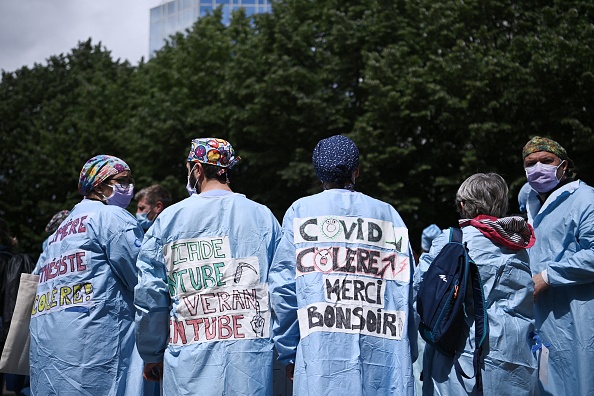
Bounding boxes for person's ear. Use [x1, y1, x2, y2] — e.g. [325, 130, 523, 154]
[560, 160, 569, 175]
[193, 162, 206, 181]
[154, 201, 164, 214]
[189, 162, 201, 177]
[188, 162, 198, 177]
[353, 167, 360, 180]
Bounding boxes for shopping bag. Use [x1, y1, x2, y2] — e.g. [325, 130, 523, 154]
[0, 273, 39, 375]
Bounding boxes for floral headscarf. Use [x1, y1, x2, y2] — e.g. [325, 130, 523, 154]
[522, 136, 573, 168]
[78, 155, 130, 196]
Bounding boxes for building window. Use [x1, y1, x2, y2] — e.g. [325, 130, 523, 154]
[243, 6, 256, 15]
[150, 6, 163, 20]
[182, 9, 195, 27]
[200, 5, 212, 16]
[167, 1, 176, 14]
[222, 4, 231, 23]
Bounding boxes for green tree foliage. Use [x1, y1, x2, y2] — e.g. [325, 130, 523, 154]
[1, 0, 593, 255]
[359, 0, 594, 235]
[0, 40, 136, 253]
[124, 8, 242, 200]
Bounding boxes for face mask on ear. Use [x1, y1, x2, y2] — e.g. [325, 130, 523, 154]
[186, 163, 198, 196]
[136, 211, 153, 230]
[103, 183, 134, 208]
[525, 161, 564, 193]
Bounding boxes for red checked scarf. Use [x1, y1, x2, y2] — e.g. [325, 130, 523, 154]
[458, 215, 536, 250]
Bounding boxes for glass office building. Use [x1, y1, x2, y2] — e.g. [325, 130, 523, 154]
[149, 0, 272, 56]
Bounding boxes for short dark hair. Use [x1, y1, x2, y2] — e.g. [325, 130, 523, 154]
[189, 162, 229, 184]
[135, 185, 172, 208]
[203, 163, 230, 183]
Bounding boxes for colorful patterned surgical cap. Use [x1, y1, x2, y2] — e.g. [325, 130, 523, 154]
[312, 135, 360, 183]
[44, 210, 71, 234]
[78, 155, 130, 196]
[522, 136, 574, 168]
[187, 138, 240, 169]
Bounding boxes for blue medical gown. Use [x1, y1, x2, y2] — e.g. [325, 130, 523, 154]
[417, 227, 538, 396]
[30, 199, 146, 395]
[135, 191, 281, 396]
[269, 189, 417, 396]
[526, 180, 594, 395]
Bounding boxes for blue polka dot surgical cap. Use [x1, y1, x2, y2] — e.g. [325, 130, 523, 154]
[312, 135, 360, 183]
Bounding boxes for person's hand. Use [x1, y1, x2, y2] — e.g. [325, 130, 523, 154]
[143, 361, 164, 382]
[533, 273, 550, 301]
[286, 363, 295, 381]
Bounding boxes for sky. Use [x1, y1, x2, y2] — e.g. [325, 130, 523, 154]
[0, 0, 165, 73]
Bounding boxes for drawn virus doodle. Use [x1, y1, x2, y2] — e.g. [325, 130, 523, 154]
[321, 217, 341, 239]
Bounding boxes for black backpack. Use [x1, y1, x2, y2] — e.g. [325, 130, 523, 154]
[417, 227, 488, 391]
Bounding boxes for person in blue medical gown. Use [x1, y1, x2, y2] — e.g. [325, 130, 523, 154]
[417, 173, 538, 396]
[522, 136, 594, 395]
[269, 135, 417, 396]
[421, 224, 441, 254]
[517, 183, 533, 216]
[135, 138, 281, 396]
[30, 155, 147, 395]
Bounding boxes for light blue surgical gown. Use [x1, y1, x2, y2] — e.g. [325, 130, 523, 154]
[526, 180, 594, 395]
[416, 227, 538, 396]
[30, 198, 146, 395]
[269, 189, 417, 396]
[134, 190, 281, 396]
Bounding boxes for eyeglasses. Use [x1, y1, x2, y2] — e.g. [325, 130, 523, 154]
[104, 176, 135, 188]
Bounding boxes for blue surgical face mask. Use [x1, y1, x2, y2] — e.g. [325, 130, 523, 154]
[103, 183, 134, 208]
[136, 211, 153, 230]
[525, 161, 564, 193]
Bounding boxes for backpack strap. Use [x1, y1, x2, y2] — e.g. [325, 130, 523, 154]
[451, 227, 489, 395]
[468, 260, 488, 395]
[449, 227, 463, 243]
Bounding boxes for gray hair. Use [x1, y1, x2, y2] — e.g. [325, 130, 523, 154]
[134, 184, 172, 208]
[455, 173, 509, 218]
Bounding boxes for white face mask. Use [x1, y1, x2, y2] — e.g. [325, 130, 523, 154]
[186, 163, 198, 196]
[525, 161, 564, 193]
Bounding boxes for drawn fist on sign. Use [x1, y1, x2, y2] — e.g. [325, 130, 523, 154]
[251, 300, 265, 336]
